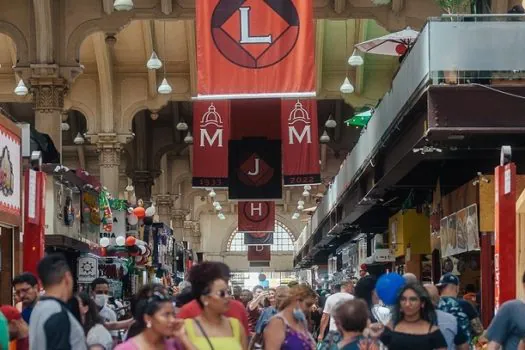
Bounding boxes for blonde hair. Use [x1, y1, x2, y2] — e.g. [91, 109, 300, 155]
[280, 283, 316, 309]
[275, 285, 290, 311]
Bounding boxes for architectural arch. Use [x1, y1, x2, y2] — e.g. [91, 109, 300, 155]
[64, 99, 97, 133]
[224, 220, 296, 253]
[120, 96, 170, 132]
[0, 21, 29, 66]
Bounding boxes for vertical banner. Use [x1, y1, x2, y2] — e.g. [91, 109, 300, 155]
[281, 99, 321, 186]
[248, 245, 271, 261]
[229, 138, 282, 200]
[238, 201, 275, 232]
[192, 101, 231, 188]
[494, 162, 516, 311]
[244, 232, 274, 245]
[196, 0, 315, 98]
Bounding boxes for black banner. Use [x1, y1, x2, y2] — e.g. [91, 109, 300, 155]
[228, 138, 282, 200]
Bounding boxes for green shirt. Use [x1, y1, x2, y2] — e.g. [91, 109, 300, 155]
[0, 312, 9, 350]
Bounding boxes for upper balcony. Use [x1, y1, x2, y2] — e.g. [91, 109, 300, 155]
[295, 15, 525, 256]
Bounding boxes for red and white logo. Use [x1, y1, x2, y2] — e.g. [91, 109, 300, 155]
[288, 100, 311, 145]
[200, 103, 224, 148]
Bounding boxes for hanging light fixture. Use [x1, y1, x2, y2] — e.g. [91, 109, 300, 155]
[209, 188, 216, 198]
[292, 212, 300, 220]
[218, 212, 226, 220]
[14, 80, 28, 96]
[176, 119, 189, 131]
[215, 203, 222, 211]
[113, 0, 134, 11]
[184, 131, 193, 144]
[320, 130, 330, 143]
[340, 77, 355, 94]
[348, 49, 364, 66]
[73, 132, 85, 145]
[325, 114, 337, 128]
[212, 201, 220, 208]
[61, 122, 70, 131]
[158, 78, 172, 95]
[297, 202, 304, 211]
[302, 189, 310, 197]
[146, 51, 162, 70]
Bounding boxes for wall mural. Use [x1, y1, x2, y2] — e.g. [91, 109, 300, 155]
[0, 124, 21, 217]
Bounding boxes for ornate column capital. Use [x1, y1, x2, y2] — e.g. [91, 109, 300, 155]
[88, 133, 124, 169]
[30, 80, 67, 113]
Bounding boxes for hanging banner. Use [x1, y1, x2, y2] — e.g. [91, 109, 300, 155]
[248, 245, 271, 261]
[196, 0, 315, 99]
[229, 138, 282, 200]
[193, 101, 231, 188]
[0, 120, 21, 225]
[238, 201, 275, 232]
[281, 99, 321, 186]
[244, 232, 274, 245]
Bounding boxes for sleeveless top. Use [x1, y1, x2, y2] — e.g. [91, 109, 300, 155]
[274, 314, 316, 350]
[184, 317, 243, 350]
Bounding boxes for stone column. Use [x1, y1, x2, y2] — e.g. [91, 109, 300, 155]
[171, 209, 186, 242]
[155, 194, 174, 224]
[132, 170, 156, 203]
[98, 142, 121, 196]
[31, 79, 66, 161]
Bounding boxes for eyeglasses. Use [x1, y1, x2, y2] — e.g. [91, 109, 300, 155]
[208, 289, 230, 299]
[400, 296, 420, 304]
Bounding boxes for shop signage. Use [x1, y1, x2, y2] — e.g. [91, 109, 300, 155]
[196, 0, 315, 98]
[281, 100, 321, 186]
[99, 210, 126, 245]
[0, 123, 21, 220]
[248, 245, 271, 261]
[373, 248, 395, 263]
[77, 256, 98, 283]
[192, 101, 231, 188]
[439, 204, 480, 257]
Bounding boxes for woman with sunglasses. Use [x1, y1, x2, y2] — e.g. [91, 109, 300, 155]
[184, 262, 247, 350]
[115, 291, 193, 350]
[368, 283, 447, 350]
[263, 283, 316, 350]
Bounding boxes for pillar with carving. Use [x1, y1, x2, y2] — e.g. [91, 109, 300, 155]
[132, 170, 157, 203]
[155, 194, 174, 224]
[97, 137, 122, 196]
[32, 78, 67, 161]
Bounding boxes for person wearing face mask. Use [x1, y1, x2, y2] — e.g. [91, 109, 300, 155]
[91, 278, 119, 341]
[184, 262, 247, 350]
[263, 283, 317, 350]
[29, 254, 87, 350]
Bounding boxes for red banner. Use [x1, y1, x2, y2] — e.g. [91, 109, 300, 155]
[281, 99, 321, 186]
[239, 201, 275, 232]
[248, 245, 271, 261]
[196, 0, 315, 99]
[192, 101, 231, 188]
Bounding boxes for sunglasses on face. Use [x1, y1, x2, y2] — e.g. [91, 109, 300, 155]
[400, 296, 420, 304]
[208, 289, 230, 299]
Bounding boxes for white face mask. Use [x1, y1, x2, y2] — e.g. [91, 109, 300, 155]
[94, 294, 108, 308]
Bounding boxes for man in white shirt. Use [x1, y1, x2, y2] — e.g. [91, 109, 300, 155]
[91, 278, 118, 340]
[317, 279, 354, 342]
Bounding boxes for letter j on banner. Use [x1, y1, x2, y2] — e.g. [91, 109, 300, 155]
[192, 101, 231, 188]
[196, 0, 316, 99]
[281, 99, 321, 186]
[238, 201, 275, 232]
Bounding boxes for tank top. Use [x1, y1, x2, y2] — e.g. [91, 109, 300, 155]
[274, 314, 316, 350]
[184, 317, 243, 350]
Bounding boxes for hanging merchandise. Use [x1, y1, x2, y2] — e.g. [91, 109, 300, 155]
[99, 190, 113, 233]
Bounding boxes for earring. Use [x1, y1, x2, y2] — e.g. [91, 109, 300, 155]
[147, 321, 152, 328]
[204, 301, 209, 306]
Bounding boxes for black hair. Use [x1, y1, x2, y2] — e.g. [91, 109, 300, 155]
[188, 262, 227, 307]
[91, 277, 109, 290]
[508, 5, 525, 13]
[13, 272, 38, 287]
[130, 283, 166, 318]
[393, 283, 438, 326]
[77, 292, 104, 335]
[216, 262, 231, 280]
[133, 292, 172, 335]
[465, 284, 476, 293]
[333, 299, 369, 333]
[333, 284, 342, 293]
[37, 253, 71, 288]
[522, 270, 525, 284]
[354, 275, 378, 320]
[252, 285, 263, 293]
[67, 295, 82, 324]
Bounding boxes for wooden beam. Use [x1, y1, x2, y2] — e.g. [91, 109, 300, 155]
[161, 0, 173, 15]
[92, 32, 114, 133]
[185, 20, 197, 97]
[142, 20, 158, 98]
[315, 20, 325, 97]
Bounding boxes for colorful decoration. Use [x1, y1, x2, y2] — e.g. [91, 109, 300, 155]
[376, 273, 405, 305]
[125, 236, 136, 246]
[127, 214, 138, 225]
[115, 236, 126, 246]
[133, 206, 145, 219]
[99, 190, 113, 232]
[145, 205, 156, 217]
[344, 109, 373, 128]
[109, 199, 128, 211]
[100, 237, 110, 248]
[395, 43, 407, 55]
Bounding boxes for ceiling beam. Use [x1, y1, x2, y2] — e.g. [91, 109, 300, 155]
[315, 20, 325, 97]
[142, 20, 158, 98]
[92, 32, 115, 133]
[185, 20, 197, 97]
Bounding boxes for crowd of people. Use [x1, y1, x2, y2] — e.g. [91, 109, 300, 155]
[1, 253, 525, 349]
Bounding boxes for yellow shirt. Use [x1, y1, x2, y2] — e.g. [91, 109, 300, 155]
[184, 317, 242, 350]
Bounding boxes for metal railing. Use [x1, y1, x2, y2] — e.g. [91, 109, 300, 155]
[295, 15, 525, 256]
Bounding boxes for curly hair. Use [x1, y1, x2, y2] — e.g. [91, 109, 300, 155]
[280, 283, 316, 309]
[188, 262, 227, 307]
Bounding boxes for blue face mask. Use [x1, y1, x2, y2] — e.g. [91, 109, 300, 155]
[292, 307, 306, 323]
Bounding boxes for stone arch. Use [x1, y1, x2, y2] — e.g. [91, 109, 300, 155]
[64, 99, 97, 133]
[0, 21, 29, 66]
[152, 143, 188, 171]
[222, 219, 296, 252]
[120, 96, 170, 133]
